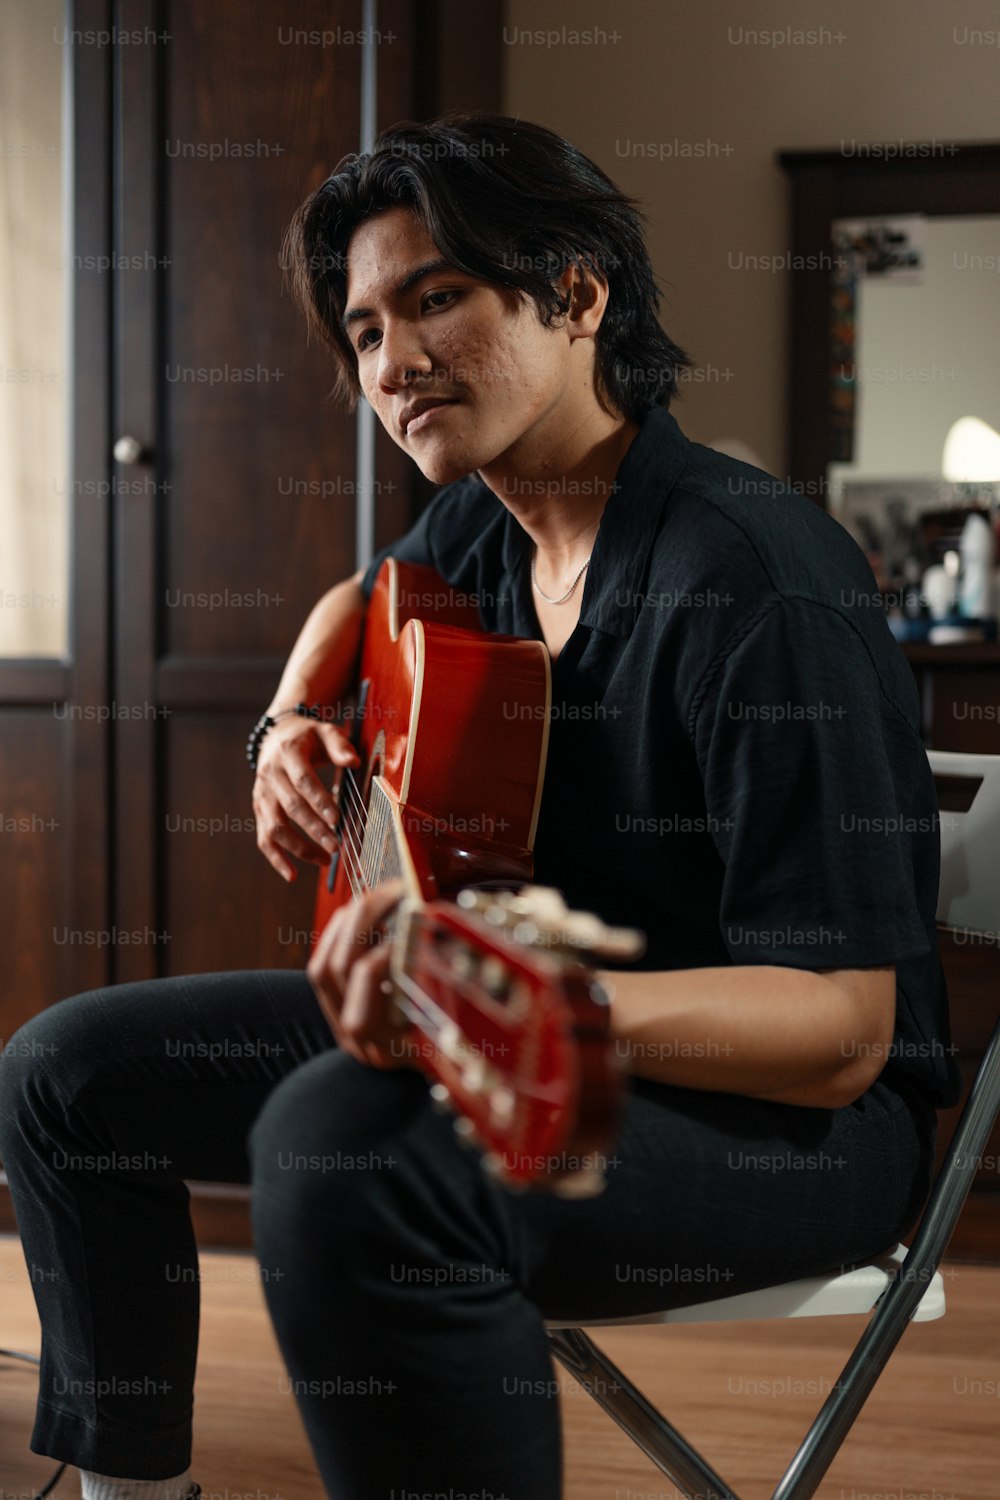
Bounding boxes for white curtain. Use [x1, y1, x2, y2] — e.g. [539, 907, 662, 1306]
[0, 0, 68, 657]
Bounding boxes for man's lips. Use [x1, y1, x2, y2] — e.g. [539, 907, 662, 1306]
[401, 398, 460, 434]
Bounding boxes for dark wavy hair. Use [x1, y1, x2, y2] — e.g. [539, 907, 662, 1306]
[283, 113, 693, 421]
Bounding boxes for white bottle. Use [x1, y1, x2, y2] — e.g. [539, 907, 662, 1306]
[922, 564, 952, 620]
[959, 512, 995, 620]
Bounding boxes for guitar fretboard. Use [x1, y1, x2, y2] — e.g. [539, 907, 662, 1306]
[362, 777, 404, 890]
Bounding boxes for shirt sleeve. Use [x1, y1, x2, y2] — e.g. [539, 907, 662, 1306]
[690, 595, 933, 970]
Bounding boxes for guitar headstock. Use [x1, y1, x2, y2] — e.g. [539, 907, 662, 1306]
[389, 886, 642, 1197]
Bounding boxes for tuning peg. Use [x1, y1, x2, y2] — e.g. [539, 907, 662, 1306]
[449, 943, 480, 982]
[429, 1082, 453, 1114]
[479, 955, 512, 999]
[455, 886, 645, 961]
[551, 1169, 607, 1200]
[480, 1153, 530, 1194]
[510, 918, 540, 948]
[456, 889, 518, 923]
[453, 1116, 480, 1146]
[571, 919, 646, 962]
[507, 886, 571, 923]
[488, 1086, 516, 1126]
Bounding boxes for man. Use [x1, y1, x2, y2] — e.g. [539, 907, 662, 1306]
[0, 114, 960, 1500]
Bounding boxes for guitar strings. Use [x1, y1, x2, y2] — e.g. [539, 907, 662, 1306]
[323, 766, 567, 1112]
[328, 782, 463, 1060]
[328, 766, 453, 1025]
[334, 767, 368, 891]
[339, 767, 367, 841]
[337, 803, 365, 874]
[333, 799, 364, 874]
[340, 766, 367, 823]
[339, 785, 369, 879]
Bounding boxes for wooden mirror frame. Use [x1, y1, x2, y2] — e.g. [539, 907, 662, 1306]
[778, 142, 1000, 506]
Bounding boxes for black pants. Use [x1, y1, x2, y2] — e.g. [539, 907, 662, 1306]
[0, 969, 936, 1499]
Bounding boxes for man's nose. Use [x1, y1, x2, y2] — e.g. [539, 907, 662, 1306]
[376, 321, 433, 391]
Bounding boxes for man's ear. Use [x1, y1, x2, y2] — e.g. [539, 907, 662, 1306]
[552, 261, 609, 335]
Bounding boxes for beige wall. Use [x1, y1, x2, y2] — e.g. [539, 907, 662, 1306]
[502, 0, 1000, 477]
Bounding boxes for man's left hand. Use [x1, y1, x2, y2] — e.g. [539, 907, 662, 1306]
[307, 880, 423, 1070]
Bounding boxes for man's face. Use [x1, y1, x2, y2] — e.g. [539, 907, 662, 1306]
[342, 206, 584, 484]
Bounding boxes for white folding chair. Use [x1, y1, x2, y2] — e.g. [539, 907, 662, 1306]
[546, 748, 1000, 1500]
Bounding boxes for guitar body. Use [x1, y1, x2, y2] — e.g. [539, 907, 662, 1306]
[312, 558, 627, 1193]
[315, 557, 552, 922]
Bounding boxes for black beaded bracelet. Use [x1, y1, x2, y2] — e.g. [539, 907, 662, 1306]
[246, 702, 322, 773]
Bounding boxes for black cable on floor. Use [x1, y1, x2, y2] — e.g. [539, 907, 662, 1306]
[1, 1346, 71, 1499]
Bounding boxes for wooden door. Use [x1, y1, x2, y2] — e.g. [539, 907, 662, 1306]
[0, 0, 503, 1245]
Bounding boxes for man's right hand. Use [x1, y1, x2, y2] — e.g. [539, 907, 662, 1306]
[252, 713, 361, 883]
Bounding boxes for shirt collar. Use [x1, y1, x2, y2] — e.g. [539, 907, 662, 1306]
[496, 404, 692, 639]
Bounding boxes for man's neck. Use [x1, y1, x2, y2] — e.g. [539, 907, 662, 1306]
[475, 406, 640, 568]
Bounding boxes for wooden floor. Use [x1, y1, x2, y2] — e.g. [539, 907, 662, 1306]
[1, 1236, 997, 1499]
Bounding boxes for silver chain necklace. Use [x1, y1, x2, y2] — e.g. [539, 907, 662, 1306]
[530, 554, 590, 606]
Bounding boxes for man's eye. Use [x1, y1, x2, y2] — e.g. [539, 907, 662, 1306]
[422, 289, 458, 310]
[355, 290, 457, 352]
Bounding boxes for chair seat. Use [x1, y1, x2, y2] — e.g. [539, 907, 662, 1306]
[544, 1243, 946, 1329]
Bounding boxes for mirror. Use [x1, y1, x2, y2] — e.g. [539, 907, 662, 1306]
[827, 214, 1000, 486]
[779, 145, 1000, 630]
[0, 0, 69, 657]
[827, 211, 1000, 591]
[779, 144, 1000, 504]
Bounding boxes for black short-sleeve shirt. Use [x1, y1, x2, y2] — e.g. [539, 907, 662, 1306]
[359, 405, 961, 1110]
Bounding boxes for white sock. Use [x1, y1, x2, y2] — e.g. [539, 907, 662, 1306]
[79, 1468, 194, 1500]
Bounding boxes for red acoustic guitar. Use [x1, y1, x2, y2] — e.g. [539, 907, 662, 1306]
[313, 558, 643, 1197]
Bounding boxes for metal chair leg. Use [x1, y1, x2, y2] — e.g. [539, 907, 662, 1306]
[547, 1326, 742, 1500]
